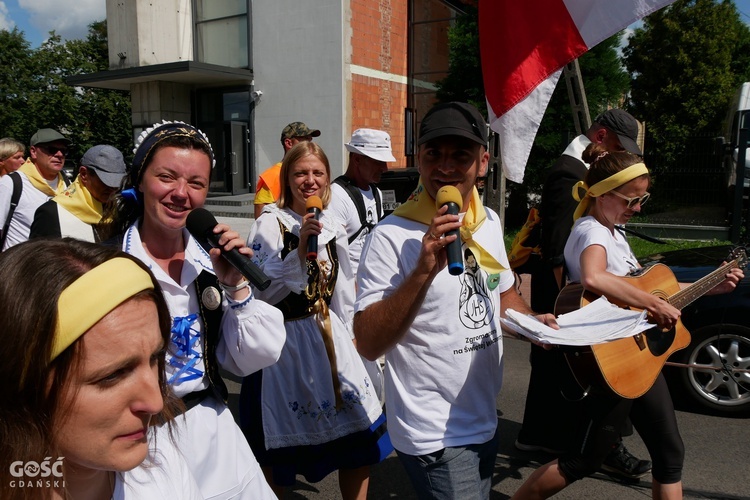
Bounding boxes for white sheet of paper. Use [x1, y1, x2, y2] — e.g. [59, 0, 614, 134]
[502, 296, 652, 346]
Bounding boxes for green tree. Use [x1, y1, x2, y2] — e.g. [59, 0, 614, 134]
[0, 21, 131, 160]
[623, 0, 750, 170]
[0, 28, 37, 142]
[435, 5, 485, 113]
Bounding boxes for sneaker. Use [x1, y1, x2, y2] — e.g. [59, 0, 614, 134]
[600, 442, 652, 480]
[514, 438, 564, 455]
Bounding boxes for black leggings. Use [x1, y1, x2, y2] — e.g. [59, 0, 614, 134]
[558, 373, 684, 484]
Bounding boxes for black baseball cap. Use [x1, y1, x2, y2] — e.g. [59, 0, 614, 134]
[594, 109, 642, 155]
[418, 102, 488, 147]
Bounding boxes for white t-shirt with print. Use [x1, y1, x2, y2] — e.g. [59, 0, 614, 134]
[355, 208, 514, 456]
[328, 182, 383, 273]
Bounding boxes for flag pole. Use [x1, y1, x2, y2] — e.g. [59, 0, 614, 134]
[563, 58, 591, 135]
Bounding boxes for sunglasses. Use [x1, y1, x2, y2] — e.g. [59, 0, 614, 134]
[37, 145, 69, 156]
[609, 190, 650, 209]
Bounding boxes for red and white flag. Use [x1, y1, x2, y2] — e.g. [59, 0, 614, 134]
[480, 0, 675, 183]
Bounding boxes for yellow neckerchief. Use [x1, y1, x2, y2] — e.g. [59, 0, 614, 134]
[394, 179, 506, 275]
[53, 177, 104, 225]
[572, 163, 649, 221]
[18, 159, 67, 197]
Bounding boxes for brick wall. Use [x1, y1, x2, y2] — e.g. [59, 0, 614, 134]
[350, 0, 408, 167]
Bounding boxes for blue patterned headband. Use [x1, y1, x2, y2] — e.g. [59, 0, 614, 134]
[130, 120, 215, 186]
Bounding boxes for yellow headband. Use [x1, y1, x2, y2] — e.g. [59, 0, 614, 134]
[572, 163, 649, 221]
[51, 258, 155, 361]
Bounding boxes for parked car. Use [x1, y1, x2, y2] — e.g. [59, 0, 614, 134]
[640, 245, 750, 416]
[721, 82, 750, 220]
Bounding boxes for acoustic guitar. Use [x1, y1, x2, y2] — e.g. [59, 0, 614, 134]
[554, 248, 747, 399]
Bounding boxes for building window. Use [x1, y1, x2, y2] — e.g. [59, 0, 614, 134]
[195, 0, 250, 68]
[407, 0, 466, 156]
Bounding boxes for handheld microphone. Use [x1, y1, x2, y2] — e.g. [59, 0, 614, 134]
[436, 186, 464, 276]
[186, 208, 271, 291]
[305, 195, 323, 261]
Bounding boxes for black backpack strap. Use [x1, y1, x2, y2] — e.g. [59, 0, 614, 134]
[372, 183, 382, 220]
[333, 175, 366, 223]
[333, 175, 378, 244]
[1, 172, 23, 250]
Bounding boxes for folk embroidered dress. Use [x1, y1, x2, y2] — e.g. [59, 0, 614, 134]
[123, 222, 286, 499]
[242, 205, 385, 458]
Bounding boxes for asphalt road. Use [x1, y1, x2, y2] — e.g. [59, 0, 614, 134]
[217, 216, 750, 499]
[224, 336, 749, 500]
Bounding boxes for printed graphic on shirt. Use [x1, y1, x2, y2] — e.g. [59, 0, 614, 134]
[355, 206, 376, 244]
[458, 248, 495, 329]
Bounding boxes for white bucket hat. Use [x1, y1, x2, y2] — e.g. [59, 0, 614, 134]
[345, 129, 396, 162]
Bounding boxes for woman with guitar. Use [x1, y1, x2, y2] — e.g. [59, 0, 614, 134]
[512, 143, 744, 500]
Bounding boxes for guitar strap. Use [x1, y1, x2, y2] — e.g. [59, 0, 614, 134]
[615, 225, 668, 245]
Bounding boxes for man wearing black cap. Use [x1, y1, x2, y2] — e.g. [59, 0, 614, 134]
[353, 102, 555, 498]
[253, 121, 320, 218]
[0, 128, 71, 250]
[516, 109, 652, 480]
[30, 145, 127, 242]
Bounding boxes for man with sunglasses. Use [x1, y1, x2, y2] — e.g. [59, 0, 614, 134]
[0, 128, 72, 250]
[517, 109, 653, 481]
[30, 144, 127, 242]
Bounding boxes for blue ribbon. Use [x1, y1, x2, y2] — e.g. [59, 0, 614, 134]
[167, 314, 203, 385]
[120, 187, 143, 207]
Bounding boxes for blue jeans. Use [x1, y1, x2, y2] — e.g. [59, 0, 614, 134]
[396, 429, 500, 500]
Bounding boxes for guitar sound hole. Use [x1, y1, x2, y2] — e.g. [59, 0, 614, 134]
[644, 326, 676, 356]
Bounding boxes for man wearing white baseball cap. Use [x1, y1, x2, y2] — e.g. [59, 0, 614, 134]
[329, 128, 397, 271]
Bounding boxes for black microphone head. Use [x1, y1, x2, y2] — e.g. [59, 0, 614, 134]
[186, 208, 218, 238]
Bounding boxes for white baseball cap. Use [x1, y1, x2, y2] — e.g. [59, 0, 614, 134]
[345, 129, 396, 162]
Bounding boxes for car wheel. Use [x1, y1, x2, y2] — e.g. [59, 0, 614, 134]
[673, 324, 750, 415]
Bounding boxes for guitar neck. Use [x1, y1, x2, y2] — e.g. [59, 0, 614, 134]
[669, 258, 739, 310]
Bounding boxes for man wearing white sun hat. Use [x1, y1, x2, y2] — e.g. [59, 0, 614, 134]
[328, 128, 397, 272]
[328, 128, 397, 406]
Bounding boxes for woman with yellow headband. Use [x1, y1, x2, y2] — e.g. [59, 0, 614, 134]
[241, 141, 391, 499]
[109, 121, 287, 500]
[513, 143, 743, 500]
[0, 238, 201, 500]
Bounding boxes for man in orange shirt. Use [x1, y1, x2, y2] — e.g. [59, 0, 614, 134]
[253, 121, 320, 218]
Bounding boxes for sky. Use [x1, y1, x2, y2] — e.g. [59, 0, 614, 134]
[1, 0, 750, 48]
[0, 0, 106, 47]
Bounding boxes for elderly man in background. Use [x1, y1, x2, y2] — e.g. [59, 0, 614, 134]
[0, 128, 71, 250]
